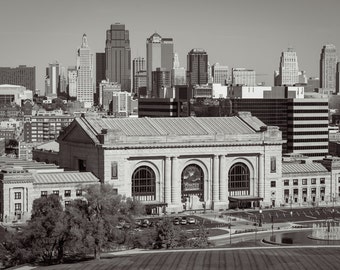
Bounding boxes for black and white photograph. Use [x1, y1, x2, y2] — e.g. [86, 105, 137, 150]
[1, 0, 340, 269]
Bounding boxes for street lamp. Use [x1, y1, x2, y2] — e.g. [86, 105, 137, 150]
[229, 216, 232, 245]
[271, 214, 274, 237]
[254, 215, 257, 245]
[290, 195, 293, 218]
[259, 207, 262, 227]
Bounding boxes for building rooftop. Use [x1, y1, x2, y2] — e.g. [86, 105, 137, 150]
[33, 171, 99, 185]
[282, 162, 329, 174]
[81, 116, 262, 138]
[35, 141, 59, 152]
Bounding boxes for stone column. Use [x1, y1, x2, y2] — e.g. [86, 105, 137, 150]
[171, 157, 181, 205]
[164, 157, 171, 205]
[219, 155, 227, 202]
[213, 155, 219, 202]
[258, 154, 264, 199]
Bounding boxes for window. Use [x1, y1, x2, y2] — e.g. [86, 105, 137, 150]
[64, 190, 71, 197]
[111, 161, 118, 179]
[338, 177, 340, 183]
[132, 166, 156, 201]
[311, 178, 316, 185]
[76, 189, 82, 196]
[270, 181, 276, 188]
[53, 190, 59, 196]
[41, 191, 47, 197]
[113, 188, 118, 195]
[284, 180, 289, 186]
[65, 201, 71, 207]
[15, 203, 21, 211]
[320, 178, 325, 184]
[78, 159, 86, 172]
[14, 192, 21, 199]
[270, 157, 276, 173]
[302, 179, 307, 185]
[293, 179, 298, 186]
[228, 163, 249, 197]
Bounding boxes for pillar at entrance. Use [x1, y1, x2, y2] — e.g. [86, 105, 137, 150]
[164, 156, 171, 205]
[258, 154, 264, 201]
[219, 155, 227, 202]
[212, 155, 219, 202]
[171, 156, 181, 205]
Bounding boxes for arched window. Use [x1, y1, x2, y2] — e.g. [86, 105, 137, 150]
[228, 163, 250, 196]
[132, 166, 156, 201]
[181, 164, 204, 201]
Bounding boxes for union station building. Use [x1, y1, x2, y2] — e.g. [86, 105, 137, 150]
[58, 112, 284, 213]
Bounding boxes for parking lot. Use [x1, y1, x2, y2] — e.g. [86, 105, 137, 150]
[134, 214, 227, 230]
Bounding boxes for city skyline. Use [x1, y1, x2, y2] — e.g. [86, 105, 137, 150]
[1, 0, 340, 91]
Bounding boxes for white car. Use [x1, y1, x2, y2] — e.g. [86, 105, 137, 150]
[188, 217, 196, 224]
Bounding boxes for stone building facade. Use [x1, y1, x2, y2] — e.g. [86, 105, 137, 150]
[58, 113, 283, 213]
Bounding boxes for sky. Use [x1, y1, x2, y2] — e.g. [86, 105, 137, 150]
[1, 0, 340, 91]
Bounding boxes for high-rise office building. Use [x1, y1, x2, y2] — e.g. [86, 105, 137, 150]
[132, 57, 146, 94]
[171, 53, 186, 86]
[187, 49, 208, 88]
[286, 99, 329, 159]
[232, 68, 256, 86]
[59, 66, 67, 95]
[0, 65, 36, 92]
[45, 61, 59, 97]
[99, 80, 121, 110]
[320, 44, 337, 92]
[67, 66, 77, 98]
[212, 63, 228, 85]
[277, 48, 299, 86]
[152, 68, 171, 98]
[105, 23, 131, 92]
[96, 52, 106, 104]
[76, 34, 94, 107]
[336, 62, 340, 94]
[146, 33, 174, 97]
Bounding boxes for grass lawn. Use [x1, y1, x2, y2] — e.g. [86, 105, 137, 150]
[32, 247, 340, 270]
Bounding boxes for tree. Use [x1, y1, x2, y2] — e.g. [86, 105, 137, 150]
[189, 222, 211, 248]
[65, 184, 144, 259]
[154, 218, 187, 249]
[10, 195, 67, 264]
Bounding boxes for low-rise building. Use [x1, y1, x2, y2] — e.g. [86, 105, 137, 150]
[0, 157, 100, 223]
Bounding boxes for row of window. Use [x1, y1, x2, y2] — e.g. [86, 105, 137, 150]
[41, 189, 82, 198]
[279, 178, 326, 186]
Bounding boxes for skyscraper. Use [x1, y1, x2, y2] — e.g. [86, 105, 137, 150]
[76, 34, 94, 107]
[278, 48, 299, 86]
[232, 68, 256, 86]
[45, 61, 59, 97]
[152, 68, 171, 98]
[187, 49, 208, 88]
[96, 52, 106, 104]
[211, 63, 228, 85]
[171, 53, 186, 86]
[320, 44, 337, 92]
[336, 62, 340, 94]
[67, 66, 77, 98]
[146, 33, 174, 97]
[105, 23, 131, 92]
[0, 65, 36, 92]
[132, 57, 146, 94]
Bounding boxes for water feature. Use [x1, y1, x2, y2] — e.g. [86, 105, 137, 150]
[310, 222, 340, 241]
[264, 221, 340, 245]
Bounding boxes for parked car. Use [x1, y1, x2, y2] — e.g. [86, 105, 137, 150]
[180, 217, 187, 225]
[188, 217, 196, 224]
[135, 219, 142, 227]
[142, 219, 150, 227]
[173, 217, 180, 225]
